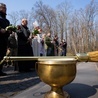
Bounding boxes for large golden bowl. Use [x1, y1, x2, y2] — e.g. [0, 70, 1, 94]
[36, 57, 77, 98]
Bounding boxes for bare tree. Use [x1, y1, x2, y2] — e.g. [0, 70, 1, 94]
[68, 0, 98, 53]
[79, 0, 98, 52]
[8, 11, 19, 26]
[32, 1, 57, 36]
[56, 1, 72, 41]
[8, 10, 34, 30]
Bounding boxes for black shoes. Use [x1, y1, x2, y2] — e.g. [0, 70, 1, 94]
[0, 72, 7, 76]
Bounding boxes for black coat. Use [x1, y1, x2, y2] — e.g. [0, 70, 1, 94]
[16, 25, 33, 55]
[0, 11, 10, 60]
[17, 25, 30, 46]
[16, 25, 34, 72]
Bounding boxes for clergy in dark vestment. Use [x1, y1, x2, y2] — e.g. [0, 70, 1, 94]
[16, 18, 35, 72]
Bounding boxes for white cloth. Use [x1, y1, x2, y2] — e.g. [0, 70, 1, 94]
[32, 34, 46, 56]
[32, 34, 41, 56]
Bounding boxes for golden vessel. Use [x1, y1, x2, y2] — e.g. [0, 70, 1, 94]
[36, 57, 77, 98]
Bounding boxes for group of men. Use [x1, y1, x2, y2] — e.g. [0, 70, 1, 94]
[0, 3, 47, 76]
[0, 3, 35, 75]
[0, 3, 67, 76]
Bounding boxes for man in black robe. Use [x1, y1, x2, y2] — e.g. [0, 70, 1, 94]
[16, 18, 34, 72]
[0, 3, 10, 76]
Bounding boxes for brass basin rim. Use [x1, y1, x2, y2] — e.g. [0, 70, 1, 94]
[37, 61, 77, 64]
[38, 57, 77, 64]
[38, 57, 77, 61]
